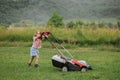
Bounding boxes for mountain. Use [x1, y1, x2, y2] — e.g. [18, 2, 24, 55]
[0, 0, 120, 25]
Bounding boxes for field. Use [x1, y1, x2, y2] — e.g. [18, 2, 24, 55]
[1, 0, 120, 79]
[0, 27, 120, 47]
[0, 47, 120, 80]
[0, 26, 120, 80]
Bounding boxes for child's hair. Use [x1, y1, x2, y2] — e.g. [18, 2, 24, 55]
[34, 31, 43, 40]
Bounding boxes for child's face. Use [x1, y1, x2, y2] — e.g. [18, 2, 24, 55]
[37, 32, 41, 37]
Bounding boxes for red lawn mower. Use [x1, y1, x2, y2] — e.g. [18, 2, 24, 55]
[42, 32, 92, 72]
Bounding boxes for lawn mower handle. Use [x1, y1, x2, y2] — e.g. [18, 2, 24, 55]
[44, 35, 64, 56]
[50, 33, 74, 58]
[41, 32, 50, 36]
[43, 32, 73, 58]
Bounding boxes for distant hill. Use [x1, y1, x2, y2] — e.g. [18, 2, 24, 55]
[0, 0, 120, 25]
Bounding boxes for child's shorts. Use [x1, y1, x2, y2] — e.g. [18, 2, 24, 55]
[30, 47, 39, 56]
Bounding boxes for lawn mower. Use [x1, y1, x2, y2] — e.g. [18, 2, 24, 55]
[42, 32, 92, 72]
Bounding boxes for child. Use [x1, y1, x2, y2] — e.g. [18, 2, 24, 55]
[28, 31, 43, 67]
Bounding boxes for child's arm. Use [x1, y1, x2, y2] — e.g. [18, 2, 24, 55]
[34, 34, 43, 40]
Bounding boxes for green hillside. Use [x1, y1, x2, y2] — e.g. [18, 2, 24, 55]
[0, 0, 120, 25]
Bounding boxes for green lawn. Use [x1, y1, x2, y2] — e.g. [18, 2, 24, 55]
[0, 47, 120, 80]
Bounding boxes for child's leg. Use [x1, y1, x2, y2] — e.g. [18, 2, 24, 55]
[35, 55, 39, 64]
[34, 55, 39, 67]
[28, 56, 35, 65]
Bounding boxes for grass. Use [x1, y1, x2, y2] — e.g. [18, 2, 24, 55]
[0, 47, 120, 80]
[0, 27, 120, 45]
[0, 26, 120, 80]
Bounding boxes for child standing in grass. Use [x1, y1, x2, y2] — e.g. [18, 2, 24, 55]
[28, 31, 43, 67]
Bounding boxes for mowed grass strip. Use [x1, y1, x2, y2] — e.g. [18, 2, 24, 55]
[0, 47, 120, 80]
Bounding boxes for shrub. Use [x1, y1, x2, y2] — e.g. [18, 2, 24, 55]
[97, 22, 105, 28]
[66, 21, 76, 28]
[76, 20, 84, 27]
[47, 12, 64, 27]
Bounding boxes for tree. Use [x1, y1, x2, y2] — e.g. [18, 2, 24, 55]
[47, 12, 64, 27]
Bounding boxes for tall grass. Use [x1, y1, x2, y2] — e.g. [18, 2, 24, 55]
[0, 27, 47, 41]
[76, 28, 120, 45]
[0, 26, 120, 47]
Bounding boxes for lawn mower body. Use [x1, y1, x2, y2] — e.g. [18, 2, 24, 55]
[52, 55, 92, 71]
